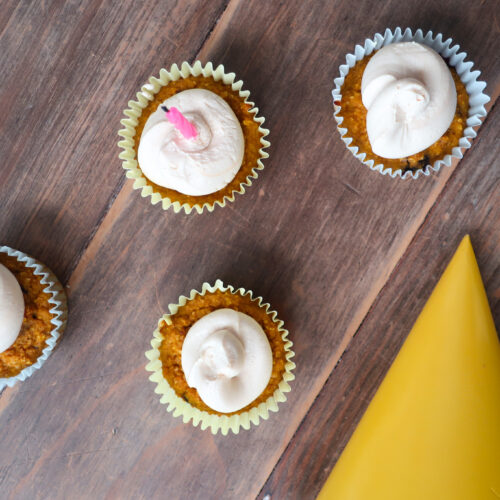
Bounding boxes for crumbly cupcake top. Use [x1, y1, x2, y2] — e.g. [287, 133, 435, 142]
[138, 89, 244, 196]
[361, 42, 457, 159]
[338, 53, 468, 174]
[159, 289, 287, 416]
[0, 263, 24, 353]
[181, 308, 273, 413]
[133, 75, 264, 208]
[0, 254, 55, 378]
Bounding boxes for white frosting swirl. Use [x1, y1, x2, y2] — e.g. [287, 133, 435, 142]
[361, 42, 457, 158]
[138, 89, 244, 196]
[0, 263, 24, 353]
[181, 308, 272, 413]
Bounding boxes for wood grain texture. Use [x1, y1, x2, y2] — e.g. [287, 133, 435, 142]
[0, 0, 229, 283]
[258, 102, 500, 500]
[0, 0, 498, 499]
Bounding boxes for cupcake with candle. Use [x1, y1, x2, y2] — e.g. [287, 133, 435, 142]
[145, 280, 295, 435]
[118, 62, 269, 214]
[0, 246, 67, 389]
[333, 27, 489, 179]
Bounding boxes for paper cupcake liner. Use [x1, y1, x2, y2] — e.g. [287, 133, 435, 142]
[0, 246, 67, 390]
[145, 279, 295, 435]
[118, 61, 270, 214]
[333, 27, 490, 179]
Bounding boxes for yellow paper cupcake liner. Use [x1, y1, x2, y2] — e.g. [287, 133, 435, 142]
[145, 279, 295, 435]
[118, 61, 270, 214]
[0, 246, 68, 390]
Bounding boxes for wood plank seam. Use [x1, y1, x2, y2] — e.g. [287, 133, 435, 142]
[65, 0, 237, 292]
[64, 176, 125, 287]
[0, 0, 237, 401]
[1, 2, 497, 496]
[189, 0, 232, 63]
[258, 104, 500, 500]
[256, 95, 498, 499]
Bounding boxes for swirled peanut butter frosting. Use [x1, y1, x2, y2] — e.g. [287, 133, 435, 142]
[361, 42, 457, 158]
[181, 308, 272, 413]
[0, 263, 24, 353]
[138, 89, 244, 196]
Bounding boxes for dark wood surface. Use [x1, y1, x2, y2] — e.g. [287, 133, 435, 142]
[258, 94, 500, 500]
[0, 1, 498, 499]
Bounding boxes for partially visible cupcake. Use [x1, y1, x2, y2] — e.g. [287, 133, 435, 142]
[0, 246, 67, 389]
[145, 280, 295, 435]
[118, 62, 270, 214]
[333, 28, 490, 179]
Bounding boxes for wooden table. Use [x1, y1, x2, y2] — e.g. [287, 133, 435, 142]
[1, 1, 498, 498]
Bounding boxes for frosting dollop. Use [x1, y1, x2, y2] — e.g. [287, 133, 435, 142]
[138, 89, 244, 196]
[361, 42, 457, 158]
[181, 308, 272, 413]
[0, 263, 24, 353]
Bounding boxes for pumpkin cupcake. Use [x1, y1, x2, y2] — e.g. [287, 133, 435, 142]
[145, 280, 295, 435]
[333, 27, 489, 179]
[0, 246, 67, 389]
[118, 61, 269, 214]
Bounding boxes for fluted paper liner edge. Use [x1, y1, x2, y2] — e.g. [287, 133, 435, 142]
[0, 246, 68, 390]
[145, 280, 295, 435]
[118, 61, 270, 213]
[332, 27, 490, 179]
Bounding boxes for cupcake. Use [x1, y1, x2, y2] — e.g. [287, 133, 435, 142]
[118, 62, 270, 214]
[333, 28, 490, 179]
[145, 280, 295, 435]
[0, 246, 67, 389]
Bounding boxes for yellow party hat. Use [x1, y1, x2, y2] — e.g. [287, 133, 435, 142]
[319, 235, 500, 500]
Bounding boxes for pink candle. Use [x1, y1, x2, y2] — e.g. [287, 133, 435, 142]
[161, 105, 197, 140]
